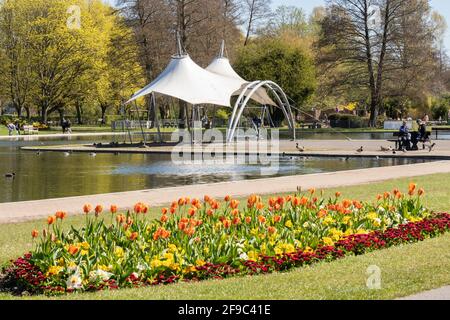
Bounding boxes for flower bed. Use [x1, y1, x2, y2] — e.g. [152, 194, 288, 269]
[2, 184, 450, 296]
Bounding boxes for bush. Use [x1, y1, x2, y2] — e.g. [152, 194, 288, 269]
[328, 114, 368, 128]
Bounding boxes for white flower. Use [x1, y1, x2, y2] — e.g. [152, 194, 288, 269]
[66, 273, 83, 290]
[89, 269, 112, 282]
[137, 263, 147, 272]
[239, 252, 249, 261]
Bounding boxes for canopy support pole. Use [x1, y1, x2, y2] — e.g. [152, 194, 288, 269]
[152, 93, 163, 143]
[134, 101, 148, 147]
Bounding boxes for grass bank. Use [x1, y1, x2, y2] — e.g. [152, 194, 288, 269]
[1, 173, 449, 299]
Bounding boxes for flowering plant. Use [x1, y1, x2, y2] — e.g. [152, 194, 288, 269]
[3, 183, 449, 296]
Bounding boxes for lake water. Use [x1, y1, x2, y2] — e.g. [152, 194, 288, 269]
[0, 135, 432, 203]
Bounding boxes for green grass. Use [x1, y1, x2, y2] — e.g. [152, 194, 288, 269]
[1, 173, 450, 299]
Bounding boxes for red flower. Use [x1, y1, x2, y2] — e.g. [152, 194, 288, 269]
[129, 232, 138, 241]
[95, 205, 103, 216]
[31, 230, 39, 238]
[110, 205, 118, 214]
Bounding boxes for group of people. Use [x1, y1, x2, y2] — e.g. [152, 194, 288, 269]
[398, 118, 431, 151]
[6, 121, 21, 136]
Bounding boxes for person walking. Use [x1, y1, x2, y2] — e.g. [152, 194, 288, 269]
[7, 122, 16, 136]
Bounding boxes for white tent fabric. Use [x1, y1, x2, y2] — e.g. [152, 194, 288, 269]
[206, 57, 276, 106]
[127, 54, 245, 107]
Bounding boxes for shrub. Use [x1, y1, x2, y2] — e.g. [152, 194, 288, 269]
[328, 114, 368, 128]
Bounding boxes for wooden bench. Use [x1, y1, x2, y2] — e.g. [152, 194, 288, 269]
[389, 132, 431, 151]
[23, 125, 39, 135]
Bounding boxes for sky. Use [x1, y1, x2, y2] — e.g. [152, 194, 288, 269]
[104, 0, 450, 50]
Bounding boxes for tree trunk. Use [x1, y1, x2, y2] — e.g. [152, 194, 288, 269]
[76, 103, 83, 125]
[178, 100, 187, 129]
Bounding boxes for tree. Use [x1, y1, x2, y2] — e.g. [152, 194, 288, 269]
[0, 0, 33, 118]
[317, 0, 436, 126]
[242, 0, 272, 46]
[234, 36, 316, 123]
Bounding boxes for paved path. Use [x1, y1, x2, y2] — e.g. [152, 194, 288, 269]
[399, 286, 450, 300]
[0, 132, 125, 141]
[1, 160, 449, 224]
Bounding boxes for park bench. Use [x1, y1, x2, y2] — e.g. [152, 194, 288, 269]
[389, 132, 431, 151]
[23, 125, 39, 135]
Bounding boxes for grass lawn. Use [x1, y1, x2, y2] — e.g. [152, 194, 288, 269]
[0, 173, 449, 299]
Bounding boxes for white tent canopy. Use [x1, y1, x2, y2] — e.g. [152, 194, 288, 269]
[206, 55, 276, 107]
[126, 54, 245, 107]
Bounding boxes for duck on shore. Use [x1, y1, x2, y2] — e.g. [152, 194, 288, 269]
[4, 173, 15, 178]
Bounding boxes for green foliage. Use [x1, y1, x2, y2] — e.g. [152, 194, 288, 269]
[328, 114, 368, 128]
[215, 108, 231, 121]
[234, 37, 316, 108]
[431, 96, 450, 120]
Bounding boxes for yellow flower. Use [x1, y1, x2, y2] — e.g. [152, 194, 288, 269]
[274, 247, 283, 255]
[168, 244, 178, 253]
[303, 246, 314, 253]
[250, 228, 258, 236]
[247, 251, 259, 262]
[322, 237, 334, 246]
[183, 266, 197, 273]
[115, 247, 124, 258]
[151, 259, 162, 268]
[58, 258, 65, 266]
[203, 247, 210, 254]
[356, 229, 368, 235]
[80, 250, 89, 256]
[47, 265, 63, 276]
[196, 259, 206, 267]
[343, 216, 352, 225]
[323, 216, 335, 225]
[285, 220, 293, 228]
[260, 243, 267, 254]
[80, 242, 90, 250]
[170, 263, 181, 271]
[329, 228, 344, 241]
[367, 212, 378, 220]
[164, 252, 175, 262]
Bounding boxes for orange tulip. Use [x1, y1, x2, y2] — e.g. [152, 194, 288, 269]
[178, 221, 187, 231]
[47, 216, 56, 225]
[95, 205, 103, 217]
[188, 207, 197, 216]
[170, 207, 176, 214]
[384, 192, 391, 199]
[232, 217, 241, 225]
[256, 202, 264, 210]
[335, 192, 342, 198]
[223, 219, 232, 228]
[204, 195, 211, 203]
[110, 205, 118, 214]
[230, 199, 239, 209]
[68, 245, 79, 255]
[206, 209, 214, 217]
[55, 211, 66, 220]
[224, 195, 231, 202]
[317, 209, 328, 218]
[418, 188, 425, 197]
[274, 215, 282, 223]
[408, 183, 417, 195]
[211, 201, 219, 210]
[231, 209, 239, 216]
[258, 215, 266, 224]
[309, 188, 316, 195]
[161, 208, 168, 215]
[83, 204, 92, 214]
[129, 232, 138, 241]
[267, 226, 277, 234]
[245, 216, 252, 224]
[116, 214, 125, 224]
[31, 230, 39, 238]
[160, 215, 168, 223]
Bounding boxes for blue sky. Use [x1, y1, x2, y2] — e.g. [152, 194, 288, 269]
[104, 0, 450, 50]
